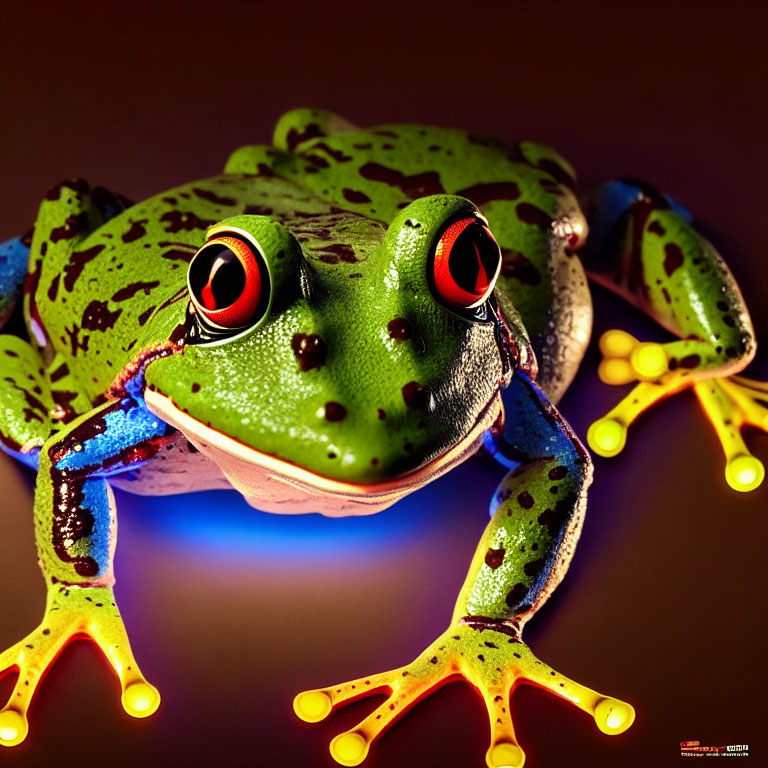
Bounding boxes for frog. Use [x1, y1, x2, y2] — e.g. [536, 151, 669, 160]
[1, 108, 766, 768]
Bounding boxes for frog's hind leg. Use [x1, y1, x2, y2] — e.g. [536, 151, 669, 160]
[579, 179, 765, 490]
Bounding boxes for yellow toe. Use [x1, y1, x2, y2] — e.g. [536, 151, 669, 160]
[587, 418, 627, 457]
[599, 329, 637, 358]
[0, 710, 28, 747]
[121, 682, 161, 718]
[487, 742, 525, 768]
[725, 454, 765, 492]
[630, 343, 668, 379]
[594, 697, 635, 735]
[598, 358, 636, 385]
[330, 732, 369, 766]
[294, 690, 332, 723]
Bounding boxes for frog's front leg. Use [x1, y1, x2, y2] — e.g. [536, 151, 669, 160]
[294, 375, 634, 768]
[581, 179, 766, 490]
[0, 396, 170, 746]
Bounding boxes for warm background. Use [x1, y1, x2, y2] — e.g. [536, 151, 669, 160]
[0, 2, 766, 766]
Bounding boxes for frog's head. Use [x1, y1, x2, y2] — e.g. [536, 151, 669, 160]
[144, 195, 520, 514]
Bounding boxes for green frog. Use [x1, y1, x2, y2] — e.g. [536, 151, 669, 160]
[0, 109, 765, 768]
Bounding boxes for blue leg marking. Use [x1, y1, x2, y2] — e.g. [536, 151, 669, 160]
[0, 235, 31, 325]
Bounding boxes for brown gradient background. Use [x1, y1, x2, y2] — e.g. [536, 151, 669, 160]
[1, 2, 767, 766]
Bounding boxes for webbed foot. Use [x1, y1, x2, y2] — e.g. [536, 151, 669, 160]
[0, 586, 159, 746]
[587, 329, 767, 490]
[293, 623, 633, 767]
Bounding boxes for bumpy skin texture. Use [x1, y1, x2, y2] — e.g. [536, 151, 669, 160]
[0, 109, 764, 766]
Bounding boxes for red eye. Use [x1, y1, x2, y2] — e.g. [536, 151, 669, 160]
[187, 235, 268, 329]
[432, 217, 501, 309]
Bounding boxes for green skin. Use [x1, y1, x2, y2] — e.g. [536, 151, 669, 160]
[0, 109, 757, 764]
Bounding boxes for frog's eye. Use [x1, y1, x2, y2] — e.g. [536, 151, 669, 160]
[431, 217, 502, 310]
[187, 235, 269, 330]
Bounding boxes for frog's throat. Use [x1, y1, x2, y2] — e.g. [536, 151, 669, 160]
[143, 388, 502, 517]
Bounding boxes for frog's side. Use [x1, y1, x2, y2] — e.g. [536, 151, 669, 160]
[0, 109, 764, 768]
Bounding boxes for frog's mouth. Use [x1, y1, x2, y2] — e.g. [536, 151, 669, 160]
[143, 388, 501, 517]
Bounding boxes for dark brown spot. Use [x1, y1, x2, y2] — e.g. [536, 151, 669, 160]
[402, 381, 427, 409]
[377, 408, 386, 420]
[516, 203, 551, 229]
[325, 402, 347, 421]
[455, 181, 521, 206]
[191, 383, 201, 393]
[137, 307, 154, 326]
[291, 333, 328, 371]
[192, 187, 237, 206]
[311, 142, 353, 164]
[505, 583, 527, 608]
[47, 274, 61, 302]
[663, 243, 685, 276]
[647, 220, 666, 236]
[49, 363, 70, 383]
[484, 547, 505, 570]
[387, 317, 411, 341]
[538, 159, 575, 189]
[243, 204, 274, 216]
[316, 243, 359, 264]
[159, 210, 214, 233]
[523, 558, 545, 577]
[359, 162, 445, 198]
[50, 212, 89, 243]
[678, 354, 701, 369]
[45, 178, 90, 201]
[285, 123, 326, 150]
[517, 490, 534, 509]
[548, 465, 567, 480]
[342, 188, 372, 204]
[81, 300, 122, 331]
[63, 244, 105, 291]
[112, 281, 160, 302]
[121, 219, 149, 243]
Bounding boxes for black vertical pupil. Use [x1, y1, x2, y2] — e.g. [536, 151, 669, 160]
[447, 223, 499, 294]
[189, 244, 246, 309]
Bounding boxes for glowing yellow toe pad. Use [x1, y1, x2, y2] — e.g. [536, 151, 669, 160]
[488, 742, 525, 767]
[587, 418, 627, 457]
[630, 343, 668, 379]
[330, 732, 369, 766]
[122, 682, 161, 718]
[725, 454, 765, 493]
[0, 710, 27, 747]
[294, 690, 332, 723]
[594, 697, 635, 735]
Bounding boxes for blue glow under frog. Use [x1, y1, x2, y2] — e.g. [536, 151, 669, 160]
[0, 108, 765, 768]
